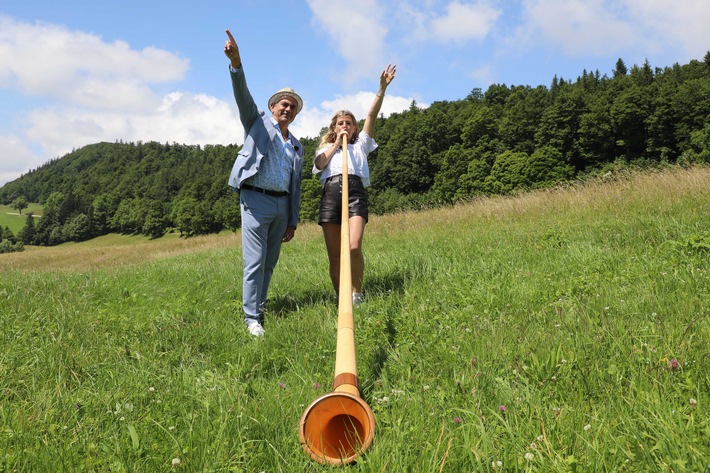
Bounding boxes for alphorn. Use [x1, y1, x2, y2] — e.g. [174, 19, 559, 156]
[299, 134, 376, 465]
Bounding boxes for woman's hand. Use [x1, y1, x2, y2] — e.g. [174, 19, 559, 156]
[364, 64, 396, 137]
[336, 129, 350, 146]
[380, 64, 396, 89]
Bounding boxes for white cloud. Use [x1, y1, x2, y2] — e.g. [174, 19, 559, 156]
[468, 64, 495, 85]
[393, 3, 430, 43]
[519, 0, 635, 56]
[516, 0, 710, 60]
[0, 16, 228, 186]
[305, 0, 388, 82]
[431, 1, 501, 42]
[291, 107, 331, 143]
[293, 92, 423, 143]
[623, 0, 710, 61]
[394, 1, 501, 44]
[22, 92, 240, 163]
[0, 16, 188, 111]
[320, 92, 400, 121]
[0, 133, 43, 186]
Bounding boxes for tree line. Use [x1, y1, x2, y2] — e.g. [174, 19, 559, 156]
[1, 54, 709, 248]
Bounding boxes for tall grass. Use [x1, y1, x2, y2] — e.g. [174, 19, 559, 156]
[1, 167, 708, 471]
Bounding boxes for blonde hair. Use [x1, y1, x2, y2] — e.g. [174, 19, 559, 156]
[318, 110, 360, 148]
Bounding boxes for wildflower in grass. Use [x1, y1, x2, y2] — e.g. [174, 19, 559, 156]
[172, 457, 181, 467]
[491, 460, 503, 469]
[453, 417, 462, 424]
[553, 407, 561, 417]
[689, 398, 697, 408]
[584, 424, 591, 431]
[277, 382, 286, 389]
[525, 452, 534, 461]
[499, 404, 506, 413]
[148, 386, 155, 392]
[668, 358, 680, 371]
[312, 382, 321, 389]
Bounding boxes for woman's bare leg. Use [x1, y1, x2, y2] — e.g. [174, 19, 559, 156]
[322, 223, 341, 294]
[349, 216, 366, 294]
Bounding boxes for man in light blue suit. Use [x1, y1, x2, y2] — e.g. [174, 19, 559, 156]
[224, 29, 304, 337]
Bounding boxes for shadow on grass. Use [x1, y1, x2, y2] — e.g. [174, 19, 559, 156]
[362, 268, 411, 393]
[268, 288, 334, 319]
[366, 310, 398, 390]
[268, 267, 411, 320]
[265, 268, 409, 402]
[364, 268, 408, 299]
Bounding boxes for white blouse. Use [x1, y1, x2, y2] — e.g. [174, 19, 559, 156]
[313, 132, 377, 187]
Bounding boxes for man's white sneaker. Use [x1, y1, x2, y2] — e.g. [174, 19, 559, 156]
[352, 292, 365, 305]
[247, 322, 265, 337]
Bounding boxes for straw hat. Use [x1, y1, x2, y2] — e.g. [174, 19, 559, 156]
[268, 87, 303, 114]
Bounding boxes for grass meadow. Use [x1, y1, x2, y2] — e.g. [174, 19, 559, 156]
[1, 167, 708, 472]
[0, 203, 43, 236]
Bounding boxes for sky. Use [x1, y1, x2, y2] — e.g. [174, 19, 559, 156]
[1, 0, 708, 187]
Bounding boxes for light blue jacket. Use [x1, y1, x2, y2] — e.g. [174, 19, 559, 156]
[227, 66, 304, 228]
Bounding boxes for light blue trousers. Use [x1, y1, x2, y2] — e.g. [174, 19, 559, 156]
[240, 189, 289, 326]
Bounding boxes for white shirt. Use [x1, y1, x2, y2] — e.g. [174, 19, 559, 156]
[313, 132, 377, 187]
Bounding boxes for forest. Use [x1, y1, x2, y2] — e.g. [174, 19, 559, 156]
[1, 54, 709, 248]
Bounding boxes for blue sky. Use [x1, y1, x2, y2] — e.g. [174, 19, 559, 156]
[1, 0, 708, 186]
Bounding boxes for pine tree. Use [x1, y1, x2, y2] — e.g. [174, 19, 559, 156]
[20, 214, 37, 245]
[613, 58, 628, 78]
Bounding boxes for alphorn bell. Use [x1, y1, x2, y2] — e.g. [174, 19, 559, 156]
[299, 134, 376, 465]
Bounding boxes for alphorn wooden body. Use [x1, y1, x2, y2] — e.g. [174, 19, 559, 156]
[298, 134, 376, 465]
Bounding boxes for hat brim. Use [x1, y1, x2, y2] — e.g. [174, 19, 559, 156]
[268, 89, 303, 114]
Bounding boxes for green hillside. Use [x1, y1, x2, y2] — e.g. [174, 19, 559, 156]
[1, 54, 709, 247]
